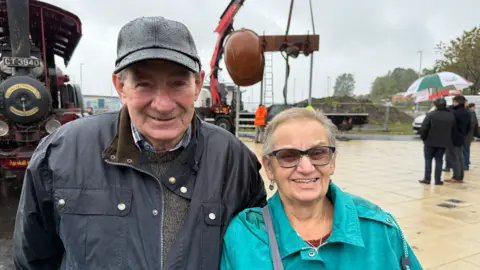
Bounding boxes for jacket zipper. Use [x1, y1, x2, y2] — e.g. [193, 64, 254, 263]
[104, 159, 166, 268]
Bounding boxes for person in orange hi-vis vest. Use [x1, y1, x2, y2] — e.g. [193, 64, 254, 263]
[254, 104, 268, 143]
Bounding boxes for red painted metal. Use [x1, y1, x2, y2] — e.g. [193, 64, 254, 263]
[0, 0, 82, 66]
[40, 6, 49, 89]
[209, 0, 245, 108]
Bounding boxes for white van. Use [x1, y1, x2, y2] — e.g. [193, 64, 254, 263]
[412, 95, 480, 134]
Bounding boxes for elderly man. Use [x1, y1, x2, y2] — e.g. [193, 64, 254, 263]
[12, 16, 266, 270]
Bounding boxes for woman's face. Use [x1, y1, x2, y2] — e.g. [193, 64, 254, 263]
[263, 118, 336, 204]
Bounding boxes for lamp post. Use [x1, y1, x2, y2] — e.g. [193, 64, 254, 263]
[234, 86, 246, 137]
[417, 50, 423, 77]
[307, 0, 316, 106]
[416, 51, 423, 113]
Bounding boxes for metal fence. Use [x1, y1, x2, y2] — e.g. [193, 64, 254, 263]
[240, 100, 434, 132]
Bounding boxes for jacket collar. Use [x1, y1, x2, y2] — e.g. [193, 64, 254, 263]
[268, 181, 365, 259]
[131, 121, 192, 152]
[102, 106, 200, 168]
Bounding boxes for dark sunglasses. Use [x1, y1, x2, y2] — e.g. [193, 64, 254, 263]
[268, 146, 336, 168]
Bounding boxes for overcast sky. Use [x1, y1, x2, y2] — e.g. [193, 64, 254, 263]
[44, 0, 479, 109]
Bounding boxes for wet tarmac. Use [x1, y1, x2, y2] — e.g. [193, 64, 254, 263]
[0, 193, 19, 269]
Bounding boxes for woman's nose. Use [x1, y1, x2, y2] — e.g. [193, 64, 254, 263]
[295, 156, 316, 172]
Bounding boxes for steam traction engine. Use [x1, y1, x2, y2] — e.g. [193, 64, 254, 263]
[0, 0, 84, 199]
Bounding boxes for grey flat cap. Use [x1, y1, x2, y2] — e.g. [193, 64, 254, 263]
[114, 16, 201, 74]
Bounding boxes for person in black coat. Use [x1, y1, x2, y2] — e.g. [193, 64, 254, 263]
[419, 98, 456, 185]
[464, 103, 479, 170]
[445, 95, 471, 183]
[443, 105, 455, 171]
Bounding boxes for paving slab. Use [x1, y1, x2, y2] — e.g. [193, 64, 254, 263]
[241, 138, 480, 269]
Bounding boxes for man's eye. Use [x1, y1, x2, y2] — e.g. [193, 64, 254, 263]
[172, 81, 187, 87]
[136, 82, 152, 89]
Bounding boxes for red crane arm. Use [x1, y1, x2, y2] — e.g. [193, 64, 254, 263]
[209, 0, 245, 108]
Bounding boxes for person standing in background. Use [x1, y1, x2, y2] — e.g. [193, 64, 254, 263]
[419, 98, 456, 185]
[254, 104, 268, 143]
[443, 104, 455, 172]
[86, 106, 94, 115]
[445, 95, 471, 183]
[464, 103, 479, 170]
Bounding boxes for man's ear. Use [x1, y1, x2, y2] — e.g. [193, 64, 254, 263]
[112, 73, 127, 103]
[194, 70, 205, 101]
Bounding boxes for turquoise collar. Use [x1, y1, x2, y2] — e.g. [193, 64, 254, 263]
[267, 181, 365, 259]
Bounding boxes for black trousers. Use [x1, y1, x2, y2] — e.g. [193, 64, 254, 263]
[448, 146, 465, 180]
[424, 145, 445, 183]
[445, 149, 452, 169]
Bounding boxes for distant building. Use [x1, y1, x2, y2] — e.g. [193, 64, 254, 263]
[83, 95, 123, 114]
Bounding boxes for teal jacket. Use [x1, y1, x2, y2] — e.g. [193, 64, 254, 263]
[220, 182, 422, 269]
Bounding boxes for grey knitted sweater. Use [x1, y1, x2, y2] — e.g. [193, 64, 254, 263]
[138, 149, 190, 267]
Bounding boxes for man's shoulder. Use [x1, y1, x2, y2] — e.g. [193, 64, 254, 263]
[454, 107, 468, 115]
[31, 112, 118, 161]
[200, 120, 234, 139]
[58, 111, 118, 134]
[432, 110, 455, 120]
[200, 121, 252, 152]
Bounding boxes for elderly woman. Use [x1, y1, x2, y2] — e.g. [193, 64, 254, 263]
[220, 108, 422, 269]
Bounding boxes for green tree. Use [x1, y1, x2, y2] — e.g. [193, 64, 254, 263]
[422, 67, 437, 76]
[333, 73, 355, 96]
[390, 68, 419, 93]
[370, 75, 397, 101]
[433, 26, 480, 94]
[369, 68, 419, 101]
[354, 94, 370, 100]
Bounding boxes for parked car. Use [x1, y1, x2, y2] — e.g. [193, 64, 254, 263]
[412, 107, 434, 134]
[412, 95, 480, 134]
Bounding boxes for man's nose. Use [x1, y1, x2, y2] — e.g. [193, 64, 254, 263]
[151, 90, 176, 111]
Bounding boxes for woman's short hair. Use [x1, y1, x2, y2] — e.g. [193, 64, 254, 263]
[261, 107, 338, 157]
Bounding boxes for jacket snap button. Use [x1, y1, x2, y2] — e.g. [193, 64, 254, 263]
[152, 210, 158, 216]
[58, 199, 65, 206]
[180, 187, 187, 193]
[208, 213, 216, 220]
[117, 203, 126, 211]
[169, 177, 176, 184]
[308, 251, 315, 257]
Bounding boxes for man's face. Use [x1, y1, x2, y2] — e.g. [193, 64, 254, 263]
[113, 60, 204, 150]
